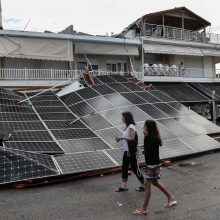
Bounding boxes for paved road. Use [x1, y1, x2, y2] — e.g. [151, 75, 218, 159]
[1, 152, 220, 220]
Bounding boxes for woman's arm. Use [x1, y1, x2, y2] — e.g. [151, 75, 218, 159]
[116, 128, 136, 142]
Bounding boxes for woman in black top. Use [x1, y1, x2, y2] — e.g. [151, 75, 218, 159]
[133, 120, 177, 215]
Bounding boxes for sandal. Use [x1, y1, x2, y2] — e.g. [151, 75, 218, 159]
[135, 186, 145, 192]
[164, 200, 177, 208]
[133, 209, 148, 215]
[115, 187, 128, 192]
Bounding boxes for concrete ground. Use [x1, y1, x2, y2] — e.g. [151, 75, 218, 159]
[1, 152, 220, 220]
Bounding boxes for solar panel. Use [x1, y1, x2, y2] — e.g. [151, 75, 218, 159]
[58, 138, 111, 153]
[9, 130, 54, 142]
[135, 92, 162, 103]
[160, 139, 195, 159]
[167, 102, 196, 116]
[153, 103, 182, 117]
[39, 113, 76, 121]
[109, 75, 129, 82]
[91, 84, 116, 95]
[0, 112, 39, 121]
[137, 104, 170, 119]
[44, 120, 86, 129]
[32, 100, 64, 107]
[0, 105, 35, 113]
[121, 82, 144, 91]
[179, 135, 220, 152]
[55, 151, 116, 174]
[119, 105, 152, 122]
[69, 101, 96, 117]
[60, 92, 83, 106]
[35, 106, 70, 113]
[153, 83, 210, 102]
[87, 96, 114, 111]
[51, 128, 97, 140]
[4, 141, 64, 153]
[30, 95, 59, 102]
[95, 75, 116, 84]
[96, 128, 122, 148]
[99, 109, 123, 126]
[27, 91, 55, 96]
[104, 94, 132, 107]
[0, 147, 59, 184]
[0, 99, 29, 106]
[82, 114, 112, 131]
[83, 74, 103, 86]
[120, 92, 146, 104]
[175, 115, 220, 135]
[104, 148, 123, 165]
[158, 118, 194, 137]
[149, 90, 175, 102]
[1, 75, 220, 185]
[0, 121, 46, 131]
[76, 87, 99, 100]
[107, 83, 130, 93]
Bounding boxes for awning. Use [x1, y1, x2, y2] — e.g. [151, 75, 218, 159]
[75, 42, 139, 56]
[144, 43, 203, 56]
[200, 48, 220, 57]
[0, 36, 73, 61]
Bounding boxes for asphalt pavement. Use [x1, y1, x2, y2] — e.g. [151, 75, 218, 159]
[1, 152, 220, 220]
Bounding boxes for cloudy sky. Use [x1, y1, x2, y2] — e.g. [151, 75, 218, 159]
[1, 0, 220, 35]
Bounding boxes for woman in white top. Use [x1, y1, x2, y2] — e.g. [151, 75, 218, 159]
[115, 112, 145, 192]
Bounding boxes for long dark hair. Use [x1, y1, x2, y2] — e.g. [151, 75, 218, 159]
[122, 112, 135, 127]
[144, 120, 162, 146]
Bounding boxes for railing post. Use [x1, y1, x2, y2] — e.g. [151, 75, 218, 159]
[25, 68, 27, 80]
[51, 68, 53, 79]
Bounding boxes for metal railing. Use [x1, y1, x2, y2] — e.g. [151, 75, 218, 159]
[0, 68, 126, 80]
[145, 23, 220, 44]
[144, 66, 220, 78]
[1, 67, 220, 81]
[0, 69, 79, 80]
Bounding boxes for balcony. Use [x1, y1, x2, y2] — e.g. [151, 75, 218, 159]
[1, 68, 220, 87]
[144, 23, 220, 45]
[143, 65, 220, 83]
[0, 68, 127, 87]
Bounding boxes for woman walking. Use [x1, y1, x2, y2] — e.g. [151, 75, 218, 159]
[115, 112, 145, 192]
[133, 120, 177, 215]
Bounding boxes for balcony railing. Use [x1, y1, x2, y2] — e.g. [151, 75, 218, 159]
[0, 68, 127, 80]
[144, 65, 220, 78]
[145, 23, 220, 44]
[1, 68, 220, 82]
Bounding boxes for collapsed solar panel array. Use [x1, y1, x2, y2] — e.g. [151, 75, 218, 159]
[1, 75, 220, 185]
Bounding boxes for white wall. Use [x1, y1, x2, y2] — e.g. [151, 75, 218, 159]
[204, 56, 215, 77]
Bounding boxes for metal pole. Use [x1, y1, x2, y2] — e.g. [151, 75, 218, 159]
[212, 90, 216, 124]
[141, 37, 144, 81]
[17, 78, 73, 104]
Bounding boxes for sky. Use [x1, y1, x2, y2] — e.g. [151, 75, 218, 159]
[1, 0, 220, 35]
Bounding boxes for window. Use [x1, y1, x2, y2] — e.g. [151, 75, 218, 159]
[106, 63, 127, 72]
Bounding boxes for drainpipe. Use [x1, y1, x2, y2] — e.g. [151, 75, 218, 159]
[212, 90, 216, 124]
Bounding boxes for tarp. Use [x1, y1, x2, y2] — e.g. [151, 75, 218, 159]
[75, 42, 139, 56]
[144, 43, 203, 56]
[0, 36, 73, 61]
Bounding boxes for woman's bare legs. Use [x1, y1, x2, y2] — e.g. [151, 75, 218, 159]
[134, 179, 152, 213]
[152, 179, 176, 205]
